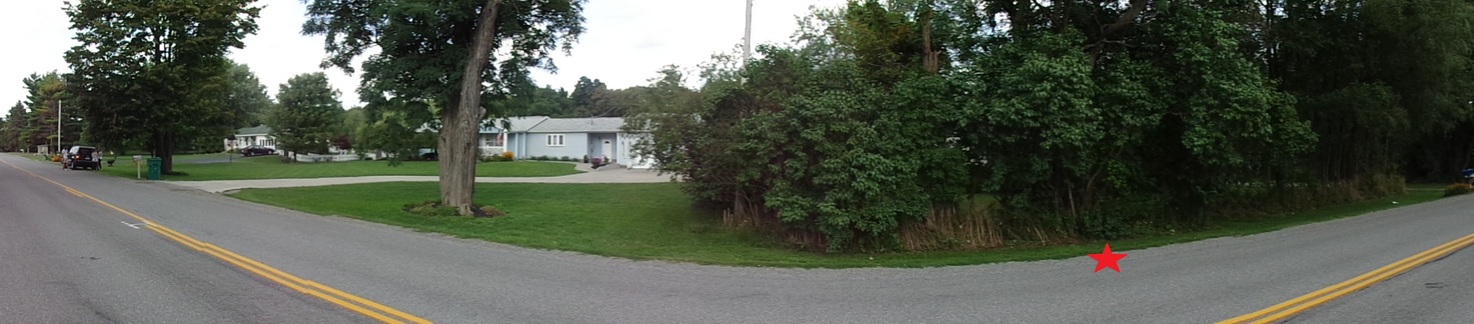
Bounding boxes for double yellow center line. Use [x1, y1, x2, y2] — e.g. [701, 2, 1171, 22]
[1219, 232, 1474, 323]
[3, 159, 431, 324]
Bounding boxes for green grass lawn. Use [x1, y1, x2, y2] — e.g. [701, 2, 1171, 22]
[1407, 183, 1448, 191]
[96, 154, 582, 181]
[231, 182, 1446, 268]
[171, 152, 234, 162]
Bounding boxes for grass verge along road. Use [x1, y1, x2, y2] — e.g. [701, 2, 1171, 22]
[232, 182, 1445, 268]
[94, 155, 581, 180]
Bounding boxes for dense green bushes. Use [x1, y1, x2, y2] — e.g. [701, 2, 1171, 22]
[628, 0, 1463, 252]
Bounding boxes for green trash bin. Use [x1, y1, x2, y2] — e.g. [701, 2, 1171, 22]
[146, 157, 162, 180]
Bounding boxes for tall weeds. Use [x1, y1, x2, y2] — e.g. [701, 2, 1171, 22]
[898, 203, 1004, 250]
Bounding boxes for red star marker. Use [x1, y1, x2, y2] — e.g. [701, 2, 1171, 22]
[1088, 243, 1127, 273]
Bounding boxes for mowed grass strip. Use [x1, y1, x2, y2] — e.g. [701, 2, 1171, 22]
[96, 155, 582, 181]
[10, 152, 55, 163]
[230, 182, 1446, 268]
[20, 152, 237, 168]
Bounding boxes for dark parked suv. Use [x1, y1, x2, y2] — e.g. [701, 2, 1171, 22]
[63, 146, 101, 170]
[240, 145, 276, 156]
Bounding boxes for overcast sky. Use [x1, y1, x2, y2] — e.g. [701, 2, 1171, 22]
[1, 0, 843, 110]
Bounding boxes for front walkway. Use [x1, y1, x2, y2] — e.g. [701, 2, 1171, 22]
[165, 165, 674, 193]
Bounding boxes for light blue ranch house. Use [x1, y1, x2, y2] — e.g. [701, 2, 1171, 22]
[479, 116, 655, 169]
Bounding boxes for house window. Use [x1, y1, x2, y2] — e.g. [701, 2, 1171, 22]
[546, 134, 565, 147]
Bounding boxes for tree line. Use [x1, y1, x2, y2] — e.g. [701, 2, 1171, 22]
[627, 0, 1474, 251]
[0, 59, 359, 167]
[7, 0, 586, 215]
[491, 75, 669, 118]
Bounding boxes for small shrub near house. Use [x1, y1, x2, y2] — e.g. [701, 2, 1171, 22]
[1444, 183, 1472, 197]
[485, 152, 514, 162]
[500, 151, 514, 161]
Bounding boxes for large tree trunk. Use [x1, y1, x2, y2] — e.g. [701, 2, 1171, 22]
[153, 129, 176, 174]
[440, 0, 502, 215]
[162, 131, 174, 174]
[921, 3, 939, 74]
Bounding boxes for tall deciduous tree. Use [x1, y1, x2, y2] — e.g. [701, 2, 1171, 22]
[1260, 0, 1474, 180]
[569, 76, 606, 116]
[269, 72, 343, 158]
[64, 0, 260, 173]
[341, 107, 368, 147]
[228, 61, 274, 128]
[304, 0, 586, 214]
[356, 102, 437, 165]
[500, 85, 574, 117]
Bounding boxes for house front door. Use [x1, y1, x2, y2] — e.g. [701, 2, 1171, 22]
[601, 139, 613, 159]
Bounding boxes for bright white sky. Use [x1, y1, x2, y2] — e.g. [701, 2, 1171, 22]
[1, 0, 843, 110]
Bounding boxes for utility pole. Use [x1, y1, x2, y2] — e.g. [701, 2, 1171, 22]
[743, 0, 753, 64]
[57, 100, 62, 154]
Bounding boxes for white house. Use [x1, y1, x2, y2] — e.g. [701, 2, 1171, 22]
[474, 116, 548, 156]
[224, 125, 276, 152]
[616, 132, 656, 169]
[415, 116, 657, 169]
[490, 116, 654, 169]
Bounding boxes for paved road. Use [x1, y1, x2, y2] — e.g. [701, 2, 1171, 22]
[1288, 245, 1474, 323]
[0, 155, 366, 323]
[3, 153, 1473, 323]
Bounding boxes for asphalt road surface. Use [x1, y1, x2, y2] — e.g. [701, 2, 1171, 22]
[0, 156, 366, 323]
[1287, 242, 1474, 323]
[2, 153, 1472, 323]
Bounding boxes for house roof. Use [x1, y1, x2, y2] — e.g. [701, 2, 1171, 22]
[486, 116, 550, 133]
[439, 116, 635, 134]
[236, 125, 271, 135]
[525, 117, 624, 133]
[419, 116, 551, 134]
